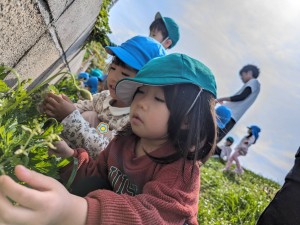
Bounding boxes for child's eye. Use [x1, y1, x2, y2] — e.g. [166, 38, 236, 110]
[110, 66, 116, 70]
[121, 72, 130, 77]
[155, 97, 165, 103]
[136, 88, 144, 94]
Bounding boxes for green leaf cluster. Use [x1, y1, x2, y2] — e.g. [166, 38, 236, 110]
[88, 0, 112, 47]
[83, 0, 112, 71]
[0, 66, 71, 181]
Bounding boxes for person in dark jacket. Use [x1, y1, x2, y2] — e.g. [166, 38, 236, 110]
[256, 146, 300, 224]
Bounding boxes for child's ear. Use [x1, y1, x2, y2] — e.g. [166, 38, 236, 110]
[165, 39, 173, 49]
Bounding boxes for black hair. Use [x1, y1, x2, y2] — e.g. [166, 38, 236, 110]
[246, 128, 259, 144]
[239, 64, 260, 78]
[109, 56, 139, 73]
[117, 84, 217, 166]
[149, 18, 168, 40]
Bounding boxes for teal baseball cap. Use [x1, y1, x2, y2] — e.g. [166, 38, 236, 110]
[90, 68, 107, 81]
[116, 53, 217, 106]
[105, 36, 166, 71]
[155, 12, 180, 49]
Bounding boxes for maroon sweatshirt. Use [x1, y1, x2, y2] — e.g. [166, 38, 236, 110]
[61, 135, 201, 225]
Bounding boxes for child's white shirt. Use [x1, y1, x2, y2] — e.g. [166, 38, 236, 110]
[220, 145, 233, 161]
[60, 90, 130, 158]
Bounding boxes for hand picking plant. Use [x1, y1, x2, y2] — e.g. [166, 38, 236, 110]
[0, 66, 84, 186]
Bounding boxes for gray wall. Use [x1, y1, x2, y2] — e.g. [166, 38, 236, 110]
[0, 0, 102, 88]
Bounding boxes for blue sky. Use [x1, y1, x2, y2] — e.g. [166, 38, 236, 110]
[108, 0, 300, 184]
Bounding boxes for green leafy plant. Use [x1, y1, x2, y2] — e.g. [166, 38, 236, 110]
[88, 0, 112, 47]
[0, 66, 89, 184]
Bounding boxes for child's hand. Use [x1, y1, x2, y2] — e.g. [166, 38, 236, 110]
[0, 165, 87, 225]
[216, 97, 230, 104]
[48, 140, 75, 158]
[43, 93, 76, 121]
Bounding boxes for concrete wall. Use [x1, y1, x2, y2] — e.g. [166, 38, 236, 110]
[0, 0, 102, 88]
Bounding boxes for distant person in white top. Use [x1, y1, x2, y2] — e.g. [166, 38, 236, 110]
[216, 64, 261, 143]
[214, 136, 234, 161]
[223, 125, 261, 174]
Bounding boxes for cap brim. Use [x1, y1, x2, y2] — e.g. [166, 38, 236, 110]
[105, 46, 140, 70]
[116, 80, 145, 106]
[116, 75, 202, 106]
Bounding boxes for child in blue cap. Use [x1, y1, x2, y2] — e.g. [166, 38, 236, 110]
[0, 53, 217, 225]
[84, 76, 98, 94]
[215, 105, 232, 129]
[43, 36, 166, 158]
[89, 68, 108, 92]
[213, 105, 233, 160]
[77, 71, 89, 88]
[223, 125, 261, 174]
[149, 12, 180, 49]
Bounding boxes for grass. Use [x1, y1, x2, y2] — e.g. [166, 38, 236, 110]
[198, 157, 281, 225]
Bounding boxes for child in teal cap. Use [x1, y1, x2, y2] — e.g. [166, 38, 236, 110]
[214, 136, 234, 161]
[43, 36, 166, 158]
[0, 53, 217, 225]
[149, 12, 180, 49]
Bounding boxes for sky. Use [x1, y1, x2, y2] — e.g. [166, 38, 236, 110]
[107, 0, 300, 185]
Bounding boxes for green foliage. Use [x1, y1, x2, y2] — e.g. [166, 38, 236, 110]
[83, 41, 108, 72]
[0, 66, 72, 180]
[54, 77, 80, 103]
[83, 0, 112, 72]
[198, 158, 281, 225]
[88, 0, 112, 47]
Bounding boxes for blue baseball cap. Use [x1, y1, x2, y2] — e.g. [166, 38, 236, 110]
[216, 105, 232, 129]
[116, 53, 217, 106]
[248, 125, 261, 140]
[78, 72, 89, 80]
[105, 36, 166, 71]
[84, 76, 98, 94]
[155, 12, 180, 49]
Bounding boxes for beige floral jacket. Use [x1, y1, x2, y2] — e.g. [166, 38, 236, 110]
[61, 90, 130, 158]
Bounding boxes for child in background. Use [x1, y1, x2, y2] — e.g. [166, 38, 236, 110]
[213, 105, 232, 160]
[215, 105, 232, 130]
[216, 65, 261, 143]
[77, 71, 89, 88]
[0, 53, 217, 225]
[89, 68, 108, 92]
[214, 136, 234, 161]
[84, 76, 98, 94]
[149, 12, 180, 49]
[43, 36, 166, 158]
[223, 125, 261, 174]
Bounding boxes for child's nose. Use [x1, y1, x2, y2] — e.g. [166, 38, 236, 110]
[136, 96, 149, 110]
